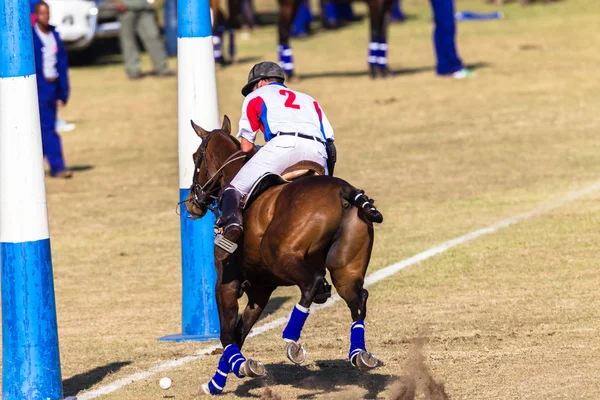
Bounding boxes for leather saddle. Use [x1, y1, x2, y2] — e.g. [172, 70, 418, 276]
[241, 160, 325, 210]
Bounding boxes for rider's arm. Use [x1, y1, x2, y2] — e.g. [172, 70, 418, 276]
[241, 137, 255, 153]
[237, 95, 263, 146]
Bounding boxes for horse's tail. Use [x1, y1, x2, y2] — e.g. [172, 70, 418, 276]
[340, 186, 383, 224]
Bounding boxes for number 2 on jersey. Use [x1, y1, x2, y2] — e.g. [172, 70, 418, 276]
[279, 89, 301, 109]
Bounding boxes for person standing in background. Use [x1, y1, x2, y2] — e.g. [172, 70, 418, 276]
[430, 0, 474, 79]
[113, 0, 175, 79]
[32, 1, 73, 178]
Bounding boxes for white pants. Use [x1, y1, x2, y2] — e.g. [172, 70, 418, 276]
[230, 134, 328, 195]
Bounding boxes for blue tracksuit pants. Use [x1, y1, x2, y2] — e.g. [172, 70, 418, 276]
[430, 0, 463, 75]
[39, 82, 66, 175]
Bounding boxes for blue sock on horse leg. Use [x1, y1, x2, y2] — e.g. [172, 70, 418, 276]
[223, 343, 247, 379]
[213, 34, 223, 61]
[368, 41, 378, 67]
[377, 41, 388, 69]
[278, 45, 294, 75]
[348, 320, 366, 364]
[207, 349, 231, 394]
[282, 303, 310, 342]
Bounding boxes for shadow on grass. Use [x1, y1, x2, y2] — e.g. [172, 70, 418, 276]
[62, 361, 132, 396]
[297, 61, 491, 81]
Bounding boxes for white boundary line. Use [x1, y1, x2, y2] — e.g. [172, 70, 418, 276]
[76, 179, 600, 399]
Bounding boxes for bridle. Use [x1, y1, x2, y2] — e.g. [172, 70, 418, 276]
[184, 130, 246, 219]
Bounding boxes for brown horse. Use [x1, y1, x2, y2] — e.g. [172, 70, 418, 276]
[185, 115, 383, 395]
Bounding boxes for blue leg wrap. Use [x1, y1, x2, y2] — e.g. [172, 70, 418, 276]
[282, 304, 310, 342]
[224, 343, 247, 379]
[213, 33, 223, 61]
[348, 320, 366, 364]
[377, 41, 388, 68]
[368, 41, 378, 66]
[278, 45, 294, 75]
[207, 352, 230, 395]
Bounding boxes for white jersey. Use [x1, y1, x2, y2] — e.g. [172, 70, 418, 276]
[237, 82, 335, 143]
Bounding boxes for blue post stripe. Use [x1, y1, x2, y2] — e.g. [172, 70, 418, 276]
[1, 239, 63, 399]
[179, 189, 220, 336]
[178, 0, 212, 38]
[0, 0, 36, 77]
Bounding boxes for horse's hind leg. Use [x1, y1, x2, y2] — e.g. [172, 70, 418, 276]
[277, 0, 303, 80]
[367, 0, 393, 78]
[202, 256, 266, 396]
[327, 212, 379, 369]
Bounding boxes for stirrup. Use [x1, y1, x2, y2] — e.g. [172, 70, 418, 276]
[215, 234, 238, 254]
[314, 278, 332, 304]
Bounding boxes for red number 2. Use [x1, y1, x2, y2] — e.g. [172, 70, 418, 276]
[279, 89, 301, 109]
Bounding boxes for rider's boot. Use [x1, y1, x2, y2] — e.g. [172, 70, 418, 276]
[214, 185, 244, 257]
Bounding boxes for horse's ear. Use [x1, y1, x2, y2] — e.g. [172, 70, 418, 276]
[190, 119, 209, 139]
[221, 115, 232, 135]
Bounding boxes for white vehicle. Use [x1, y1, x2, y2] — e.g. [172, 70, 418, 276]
[46, 0, 120, 52]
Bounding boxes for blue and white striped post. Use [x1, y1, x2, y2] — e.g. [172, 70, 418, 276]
[159, 0, 221, 342]
[0, 0, 63, 398]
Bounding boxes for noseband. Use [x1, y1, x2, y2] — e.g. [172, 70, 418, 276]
[187, 131, 246, 219]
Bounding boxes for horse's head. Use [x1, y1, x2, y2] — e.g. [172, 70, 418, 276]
[185, 115, 247, 219]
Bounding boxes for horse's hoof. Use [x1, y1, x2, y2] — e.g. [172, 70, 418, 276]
[239, 359, 266, 377]
[354, 351, 379, 370]
[200, 383, 209, 394]
[286, 341, 307, 365]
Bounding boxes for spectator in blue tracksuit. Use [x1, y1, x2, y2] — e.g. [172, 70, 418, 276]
[430, 0, 474, 78]
[32, 1, 73, 178]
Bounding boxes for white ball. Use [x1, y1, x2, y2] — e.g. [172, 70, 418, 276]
[159, 377, 172, 390]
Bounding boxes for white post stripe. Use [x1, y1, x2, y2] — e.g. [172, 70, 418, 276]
[0, 76, 50, 242]
[75, 179, 600, 399]
[177, 37, 220, 189]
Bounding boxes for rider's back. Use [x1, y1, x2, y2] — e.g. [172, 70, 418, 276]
[240, 82, 332, 142]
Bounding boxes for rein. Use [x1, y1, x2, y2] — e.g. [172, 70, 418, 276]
[181, 131, 246, 219]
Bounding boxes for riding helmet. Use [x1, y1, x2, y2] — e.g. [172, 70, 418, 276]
[241, 61, 286, 97]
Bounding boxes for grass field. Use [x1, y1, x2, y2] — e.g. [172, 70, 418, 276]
[3, 0, 600, 398]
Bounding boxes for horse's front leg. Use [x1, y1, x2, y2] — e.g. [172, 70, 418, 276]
[202, 256, 266, 396]
[278, 0, 303, 80]
[227, 0, 242, 62]
[235, 285, 276, 347]
[281, 269, 324, 365]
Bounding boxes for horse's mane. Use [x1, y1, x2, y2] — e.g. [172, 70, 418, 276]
[221, 131, 241, 150]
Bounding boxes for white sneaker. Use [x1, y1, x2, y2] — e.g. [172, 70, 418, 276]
[452, 68, 476, 79]
[56, 118, 76, 132]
